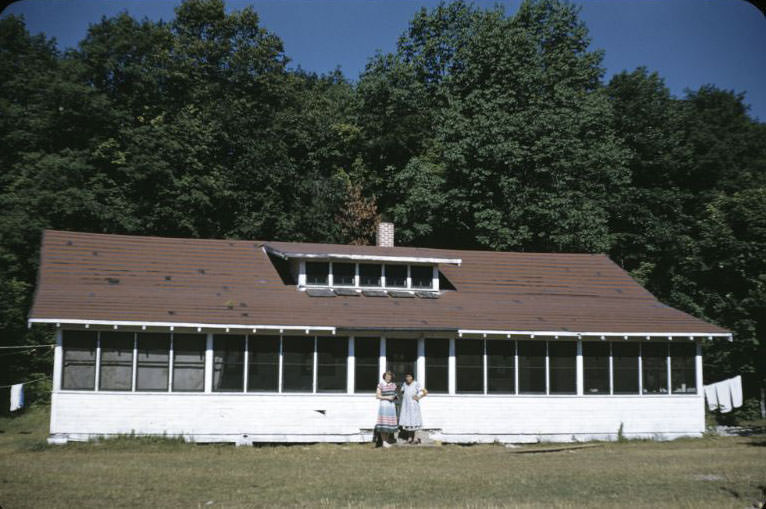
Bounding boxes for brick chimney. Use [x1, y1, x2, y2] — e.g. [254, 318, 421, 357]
[376, 222, 394, 247]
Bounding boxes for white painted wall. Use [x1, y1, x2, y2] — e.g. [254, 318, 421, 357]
[49, 391, 704, 443]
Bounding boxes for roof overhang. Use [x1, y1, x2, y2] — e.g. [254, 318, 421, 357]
[263, 245, 462, 266]
[27, 318, 336, 335]
[457, 329, 733, 341]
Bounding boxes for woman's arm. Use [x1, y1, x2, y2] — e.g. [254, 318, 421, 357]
[415, 387, 428, 400]
[376, 386, 383, 400]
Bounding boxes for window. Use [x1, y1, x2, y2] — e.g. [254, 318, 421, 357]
[670, 343, 697, 394]
[172, 334, 205, 392]
[136, 333, 170, 391]
[359, 264, 381, 287]
[518, 341, 546, 394]
[62, 330, 97, 390]
[612, 343, 639, 394]
[213, 335, 245, 392]
[583, 342, 610, 394]
[282, 336, 314, 392]
[306, 262, 329, 285]
[99, 332, 134, 391]
[333, 263, 355, 286]
[317, 336, 347, 392]
[456, 340, 483, 393]
[642, 343, 668, 394]
[487, 340, 515, 394]
[354, 337, 380, 392]
[425, 338, 449, 393]
[549, 342, 576, 394]
[410, 265, 433, 289]
[247, 335, 279, 392]
[386, 338, 417, 386]
[385, 264, 407, 288]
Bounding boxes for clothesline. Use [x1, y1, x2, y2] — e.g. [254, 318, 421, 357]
[0, 344, 54, 350]
[0, 376, 49, 389]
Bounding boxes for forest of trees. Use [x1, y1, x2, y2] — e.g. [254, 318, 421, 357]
[1, 0, 764, 417]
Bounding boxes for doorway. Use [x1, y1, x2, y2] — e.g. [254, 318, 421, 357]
[386, 338, 417, 386]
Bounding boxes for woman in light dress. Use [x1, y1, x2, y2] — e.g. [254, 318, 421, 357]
[374, 371, 398, 448]
[398, 372, 428, 444]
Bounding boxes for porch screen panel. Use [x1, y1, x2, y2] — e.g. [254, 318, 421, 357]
[62, 330, 97, 390]
[549, 342, 576, 394]
[670, 343, 697, 394]
[99, 332, 134, 391]
[282, 336, 314, 392]
[354, 337, 380, 392]
[612, 343, 639, 394]
[317, 336, 347, 392]
[583, 342, 610, 394]
[172, 334, 206, 392]
[518, 341, 546, 394]
[486, 340, 515, 393]
[213, 335, 245, 392]
[425, 338, 449, 393]
[456, 340, 483, 393]
[642, 343, 668, 394]
[247, 335, 279, 392]
[136, 333, 170, 391]
[386, 338, 417, 386]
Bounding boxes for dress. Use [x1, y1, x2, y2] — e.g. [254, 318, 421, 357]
[374, 382, 398, 433]
[398, 381, 423, 431]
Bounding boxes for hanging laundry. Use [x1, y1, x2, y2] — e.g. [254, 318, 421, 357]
[730, 375, 743, 408]
[704, 384, 718, 411]
[703, 376, 744, 414]
[715, 381, 733, 413]
[10, 383, 24, 412]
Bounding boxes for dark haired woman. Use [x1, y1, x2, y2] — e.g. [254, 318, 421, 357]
[374, 371, 398, 448]
[399, 372, 427, 444]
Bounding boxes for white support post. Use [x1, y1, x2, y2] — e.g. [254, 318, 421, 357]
[432, 266, 439, 292]
[168, 333, 174, 393]
[379, 337, 387, 382]
[354, 264, 360, 288]
[298, 261, 306, 287]
[482, 339, 488, 395]
[695, 341, 703, 395]
[328, 262, 334, 288]
[278, 334, 284, 393]
[666, 342, 672, 395]
[417, 337, 425, 385]
[94, 331, 101, 392]
[347, 336, 355, 394]
[514, 340, 519, 395]
[381, 265, 386, 288]
[545, 340, 550, 395]
[312, 336, 318, 394]
[204, 333, 214, 393]
[52, 329, 63, 392]
[448, 338, 456, 395]
[406, 265, 411, 289]
[576, 338, 583, 396]
[131, 333, 138, 392]
[608, 342, 614, 395]
[638, 342, 643, 396]
[243, 335, 249, 393]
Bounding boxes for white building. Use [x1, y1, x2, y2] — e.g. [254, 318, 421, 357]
[29, 225, 731, 444]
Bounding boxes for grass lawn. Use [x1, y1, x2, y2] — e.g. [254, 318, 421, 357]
[1, 406, 764, 508]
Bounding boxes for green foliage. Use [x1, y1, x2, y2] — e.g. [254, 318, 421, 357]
[0, 0, 764, 413]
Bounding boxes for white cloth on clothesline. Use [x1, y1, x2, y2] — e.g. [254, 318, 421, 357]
[703, 376, 743, 413]
[9, 383, 24, 412]
[730, 375, 743, 408]
[703, 384, 718, 411]
[715, 381, 732, 413]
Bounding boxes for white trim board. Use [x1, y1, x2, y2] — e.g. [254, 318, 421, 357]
[28, 318, 336, 334]
[263, 245, 462, 266]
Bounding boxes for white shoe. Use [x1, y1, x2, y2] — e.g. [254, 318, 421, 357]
[382, 441, 392, 448]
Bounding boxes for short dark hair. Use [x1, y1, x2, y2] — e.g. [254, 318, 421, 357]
[382, 370, 394, 380]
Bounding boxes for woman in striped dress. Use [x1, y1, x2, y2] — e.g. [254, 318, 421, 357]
[375, 371, 398, 448]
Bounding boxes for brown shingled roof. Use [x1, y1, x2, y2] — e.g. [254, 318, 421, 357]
[28, 230, 729, 336]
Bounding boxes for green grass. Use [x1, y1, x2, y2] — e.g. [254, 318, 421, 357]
[1, 406, 765, 508]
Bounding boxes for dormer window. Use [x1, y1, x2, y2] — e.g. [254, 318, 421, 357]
[306, 262, 329, 286]
[411, 265, 434, 289]
[359, 264, 381, 287]
[385, 265, 407, 288]
[333, 262, 355, 286]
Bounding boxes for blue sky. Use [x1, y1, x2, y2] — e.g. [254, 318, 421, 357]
[5, 0, 766, 121]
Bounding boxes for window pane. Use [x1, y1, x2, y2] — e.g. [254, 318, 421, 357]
[583, 342, 610, 395]
[354, 337, 380, 392]
[518, 341, 546, 394]
[136, 333, 170, 391]
[385, 264, 407, 288]
[173, 334, 205, 392]
[386, 338, 417, 386]
[248, 335, 279, 392]
[359, 264, 381, 287]
[213, 335, 244, 392]
[317, 336, 347, 392]
[425, 338, 449, 393]
[62, 330, 97, 390]
[410, 265, 433, 289]
[333, 263, 355, 286]
[487, 340, 515, 394]
[99, 332, 134, 391]
[306, 262, 329, 285]
[282, 336, 314, 392]
[670, 343, 697, 394]
[613, 343, 639, 394]
[642, 343, 668, 394]
[456, 340, 483, 393]
[549, 342, 576, 394]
